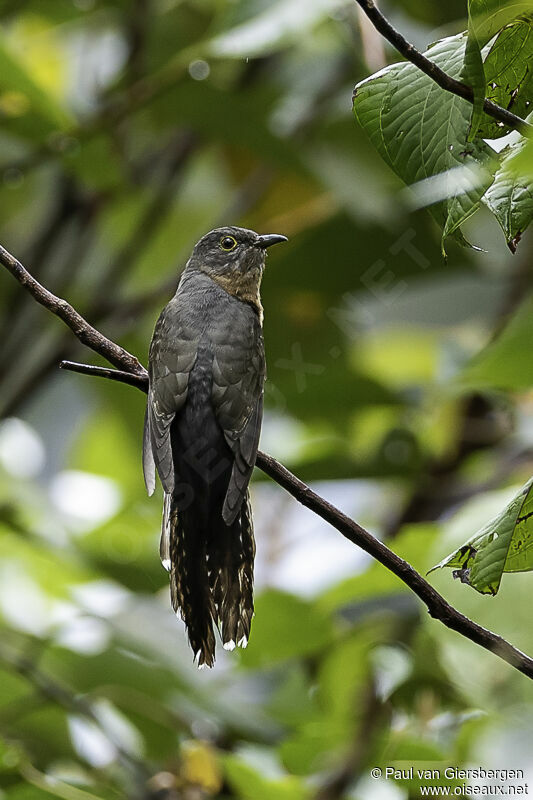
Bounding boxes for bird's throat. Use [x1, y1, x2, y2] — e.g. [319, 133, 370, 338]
[209, 270, 264, 323]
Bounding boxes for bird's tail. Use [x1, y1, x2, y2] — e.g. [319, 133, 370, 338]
[162, 493, 216, 668]
[161, 492, 255, 667]
[207, 492, 255, 651]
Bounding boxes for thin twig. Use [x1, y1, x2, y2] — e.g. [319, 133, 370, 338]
[0, 244, 145, 376]
[60, 360, 148, 389]
[353, 0, 532, 134]
[3, 246, 533, 681]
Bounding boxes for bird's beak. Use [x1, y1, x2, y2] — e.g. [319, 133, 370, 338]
[257, 233, 288, 249]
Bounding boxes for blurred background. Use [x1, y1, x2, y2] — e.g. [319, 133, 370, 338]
[0, 0, 533, 798]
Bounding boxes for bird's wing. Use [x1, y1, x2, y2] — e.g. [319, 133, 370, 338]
[142, 407, 157, 495]
[211, 312, 265, 524]
[144, 308, 199, 495]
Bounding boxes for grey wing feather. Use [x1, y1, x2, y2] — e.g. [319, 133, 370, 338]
[149, 398, 176, 493]
[211, 316, 265, 525]
[222, 395, 263, 524]
[142, 407, 156, 496]
[146, 308, 199, 495]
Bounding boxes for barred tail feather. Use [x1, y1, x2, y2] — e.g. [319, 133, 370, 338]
[167, 498, 216, 669]
[161, 492, 255, 667]
[207, 492, 255, 651]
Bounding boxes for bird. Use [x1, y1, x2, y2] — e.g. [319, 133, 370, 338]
[143, 226, 287, 668]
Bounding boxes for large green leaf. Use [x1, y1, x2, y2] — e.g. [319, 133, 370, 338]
[482, 130, 533, 250]
[478, 17, 533, 138]
[468, 0, 533, 45]
[429, 478, 533, 594]
[353, 34, 497, 251]
[462, 15, 486, 139]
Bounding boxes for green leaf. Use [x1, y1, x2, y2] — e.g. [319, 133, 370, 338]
[278, 720, 346, 776]
[477, 18, 533, 139]
[353, 34, 497, 251]
[462, 9, 486, 139]
[459, 293, 533, 389]
[467, 0, 533, 46]
[239, 590, 333, 668]
[318, 633, 372, 721]
[482, 132, 533, 250]
[223, 755, 309, 800]
[429, 478, 533, 594]
[510, 128, 533, 177]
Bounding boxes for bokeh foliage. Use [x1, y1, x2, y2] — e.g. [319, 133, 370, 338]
[353, 2, 533, 253]
[1, 1, 533, 799]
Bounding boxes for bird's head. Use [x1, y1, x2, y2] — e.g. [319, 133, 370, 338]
[186, 226, 287, 311]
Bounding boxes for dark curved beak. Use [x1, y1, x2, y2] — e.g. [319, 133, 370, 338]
[257, 233, 288, 249]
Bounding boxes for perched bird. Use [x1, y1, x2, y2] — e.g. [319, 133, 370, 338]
[143, 226, 287, 667]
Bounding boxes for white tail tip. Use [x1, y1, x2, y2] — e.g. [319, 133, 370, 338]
[237, 635, 248, 649]
[223, 640, 236, 651]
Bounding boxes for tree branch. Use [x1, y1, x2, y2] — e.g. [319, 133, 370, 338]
[3, 244, 533, 681]
[353, 0, 532, 134]
[0, 244, 145, 377]
[60, 360, 148, 389]
[256, 454, 533, 678]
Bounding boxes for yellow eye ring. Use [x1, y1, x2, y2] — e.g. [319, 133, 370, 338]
[220, 235, 237, 251]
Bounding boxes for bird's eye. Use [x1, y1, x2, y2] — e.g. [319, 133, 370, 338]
[220, 235, 237, 251]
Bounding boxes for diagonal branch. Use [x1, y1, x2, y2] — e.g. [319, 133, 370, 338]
[353, 0, 532, 134]
[0, 244, 145, 377]
[59, 362, 533, 681]
[3, 244, 533, 680]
